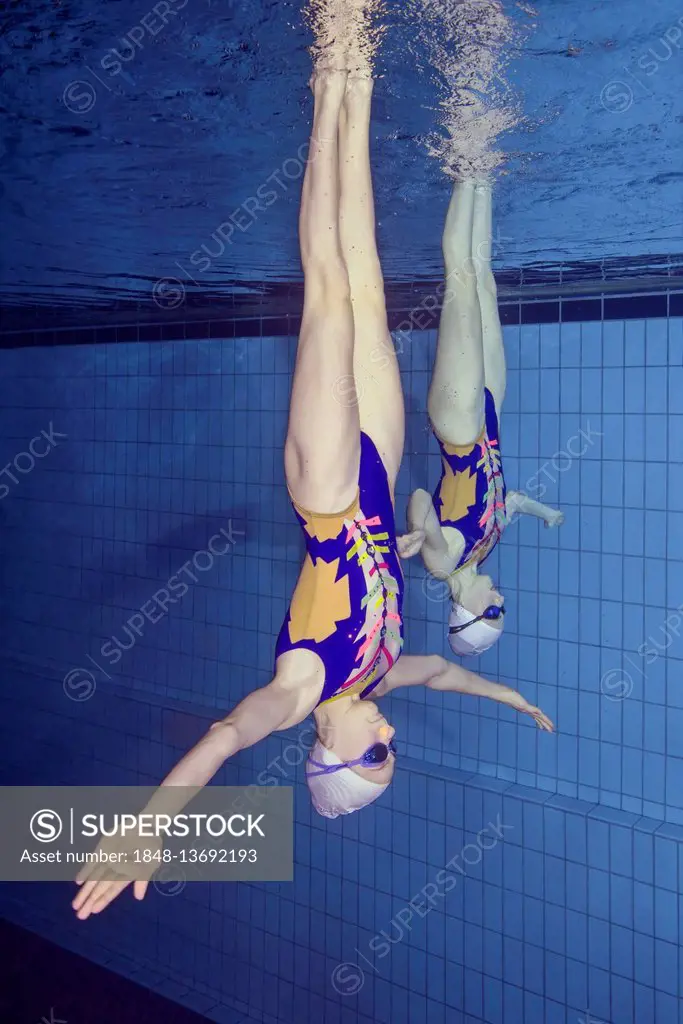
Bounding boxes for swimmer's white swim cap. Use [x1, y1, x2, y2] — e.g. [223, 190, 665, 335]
[306, 740, 390, 819]
[448, 602, 503, 657]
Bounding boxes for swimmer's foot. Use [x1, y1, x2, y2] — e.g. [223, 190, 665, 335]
[345, 72, 373, 102]
[309, 68, 349, 103]
[347, 62, 376, 82]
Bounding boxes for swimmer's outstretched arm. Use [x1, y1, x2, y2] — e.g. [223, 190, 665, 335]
[506, 490, 565, 528]
[72, 674, 319, 920]
[377, 654, 554, 732]
[152, 675, 319, 807]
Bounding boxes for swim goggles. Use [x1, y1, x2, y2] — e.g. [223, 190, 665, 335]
[448, 603, 505, 635]
[306, 740, 397, 777]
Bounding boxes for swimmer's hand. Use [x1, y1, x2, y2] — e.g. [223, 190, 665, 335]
[72, 823, 162, 920]
[499, 689, 555, 732]
[543, 508, 565, 529]
[396, 529, 426, 559]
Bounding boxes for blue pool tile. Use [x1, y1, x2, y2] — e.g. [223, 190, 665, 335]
[587, 867, 610, 921]
[611, 976, 635, 1024]
[566, 960, 588, 1015]
[634, 981, 655, 1023]
[624, 320, 646, 365]
[666, 708, 683, 760]
[624, 368, 645, 417]
[646, 366, 668, 413]
[624, 410, 646, 460]
[586, 965, 611, 1023]
[601, 506, 623, 554]
[633, 880, 655, 942]
[622, 699, 643, 751]
[580, 368, 603, 414]
[664, 755, 683, 809]
[602, 320, 624, 366]
[653, 885, 678, 944]
[602, 367, 624, 413]
[540, 323, 561, 365]
[669, 366, 683, 413]
[646, 412, 668, 464]
[588, 917, 611, 973]
[667, 511, 683, 560]
[520, 324, 541, 367]
[654, 990, 679, 1024]
[669, 317, 683, 361]
[581, 322, 602, 367]
[524, 897, 544, 951]
[566, 862, 588, 914]
[611, 923, 635, 980]
[540, 368, 560, 412]
[653, 833, 679, 891]
[644, 462, 667, 511]
[559, 322, 582, 364]
[654, 938, 679, 997]
[643, 752, 666, 804]
[669, 415, 683, 463]
[566, 909, 588, 964]
[646, 318, 668, 364]
[561, 367, 582, 414]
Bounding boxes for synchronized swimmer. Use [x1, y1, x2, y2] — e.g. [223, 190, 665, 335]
[73, 1, 554, 921]
[406, 179, 565, 657]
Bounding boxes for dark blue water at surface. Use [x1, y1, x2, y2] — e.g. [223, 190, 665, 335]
[1, 0, 682, 305]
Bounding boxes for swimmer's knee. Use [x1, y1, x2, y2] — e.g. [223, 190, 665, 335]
[301, 255, 351, 304]
[441, 247, 480, 291]
[428, 394, 483, 448]
[476, 266, 498, 298]
[287, 476, 358, 517]
[284, 437, 357, 515]
[284, 435, 305, 484]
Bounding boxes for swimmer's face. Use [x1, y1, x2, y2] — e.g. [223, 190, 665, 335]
[329, 698, 397, 786]
[461, 574, 504, 624]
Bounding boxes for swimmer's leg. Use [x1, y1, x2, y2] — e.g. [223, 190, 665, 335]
[338, 73, 404, 490]
[285, 70, 360, 514]
[427, 181, 485, 447]
[473, 183, 506, 413]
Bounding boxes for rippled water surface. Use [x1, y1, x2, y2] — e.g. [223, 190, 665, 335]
[1, 0, 682, 304]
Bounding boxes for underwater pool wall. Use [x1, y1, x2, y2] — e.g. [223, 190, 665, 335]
[0, 273, 682, 1023]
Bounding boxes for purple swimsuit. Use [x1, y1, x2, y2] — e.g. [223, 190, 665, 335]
[432, 387, 507, 570]
[275, 433, 404, 706]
